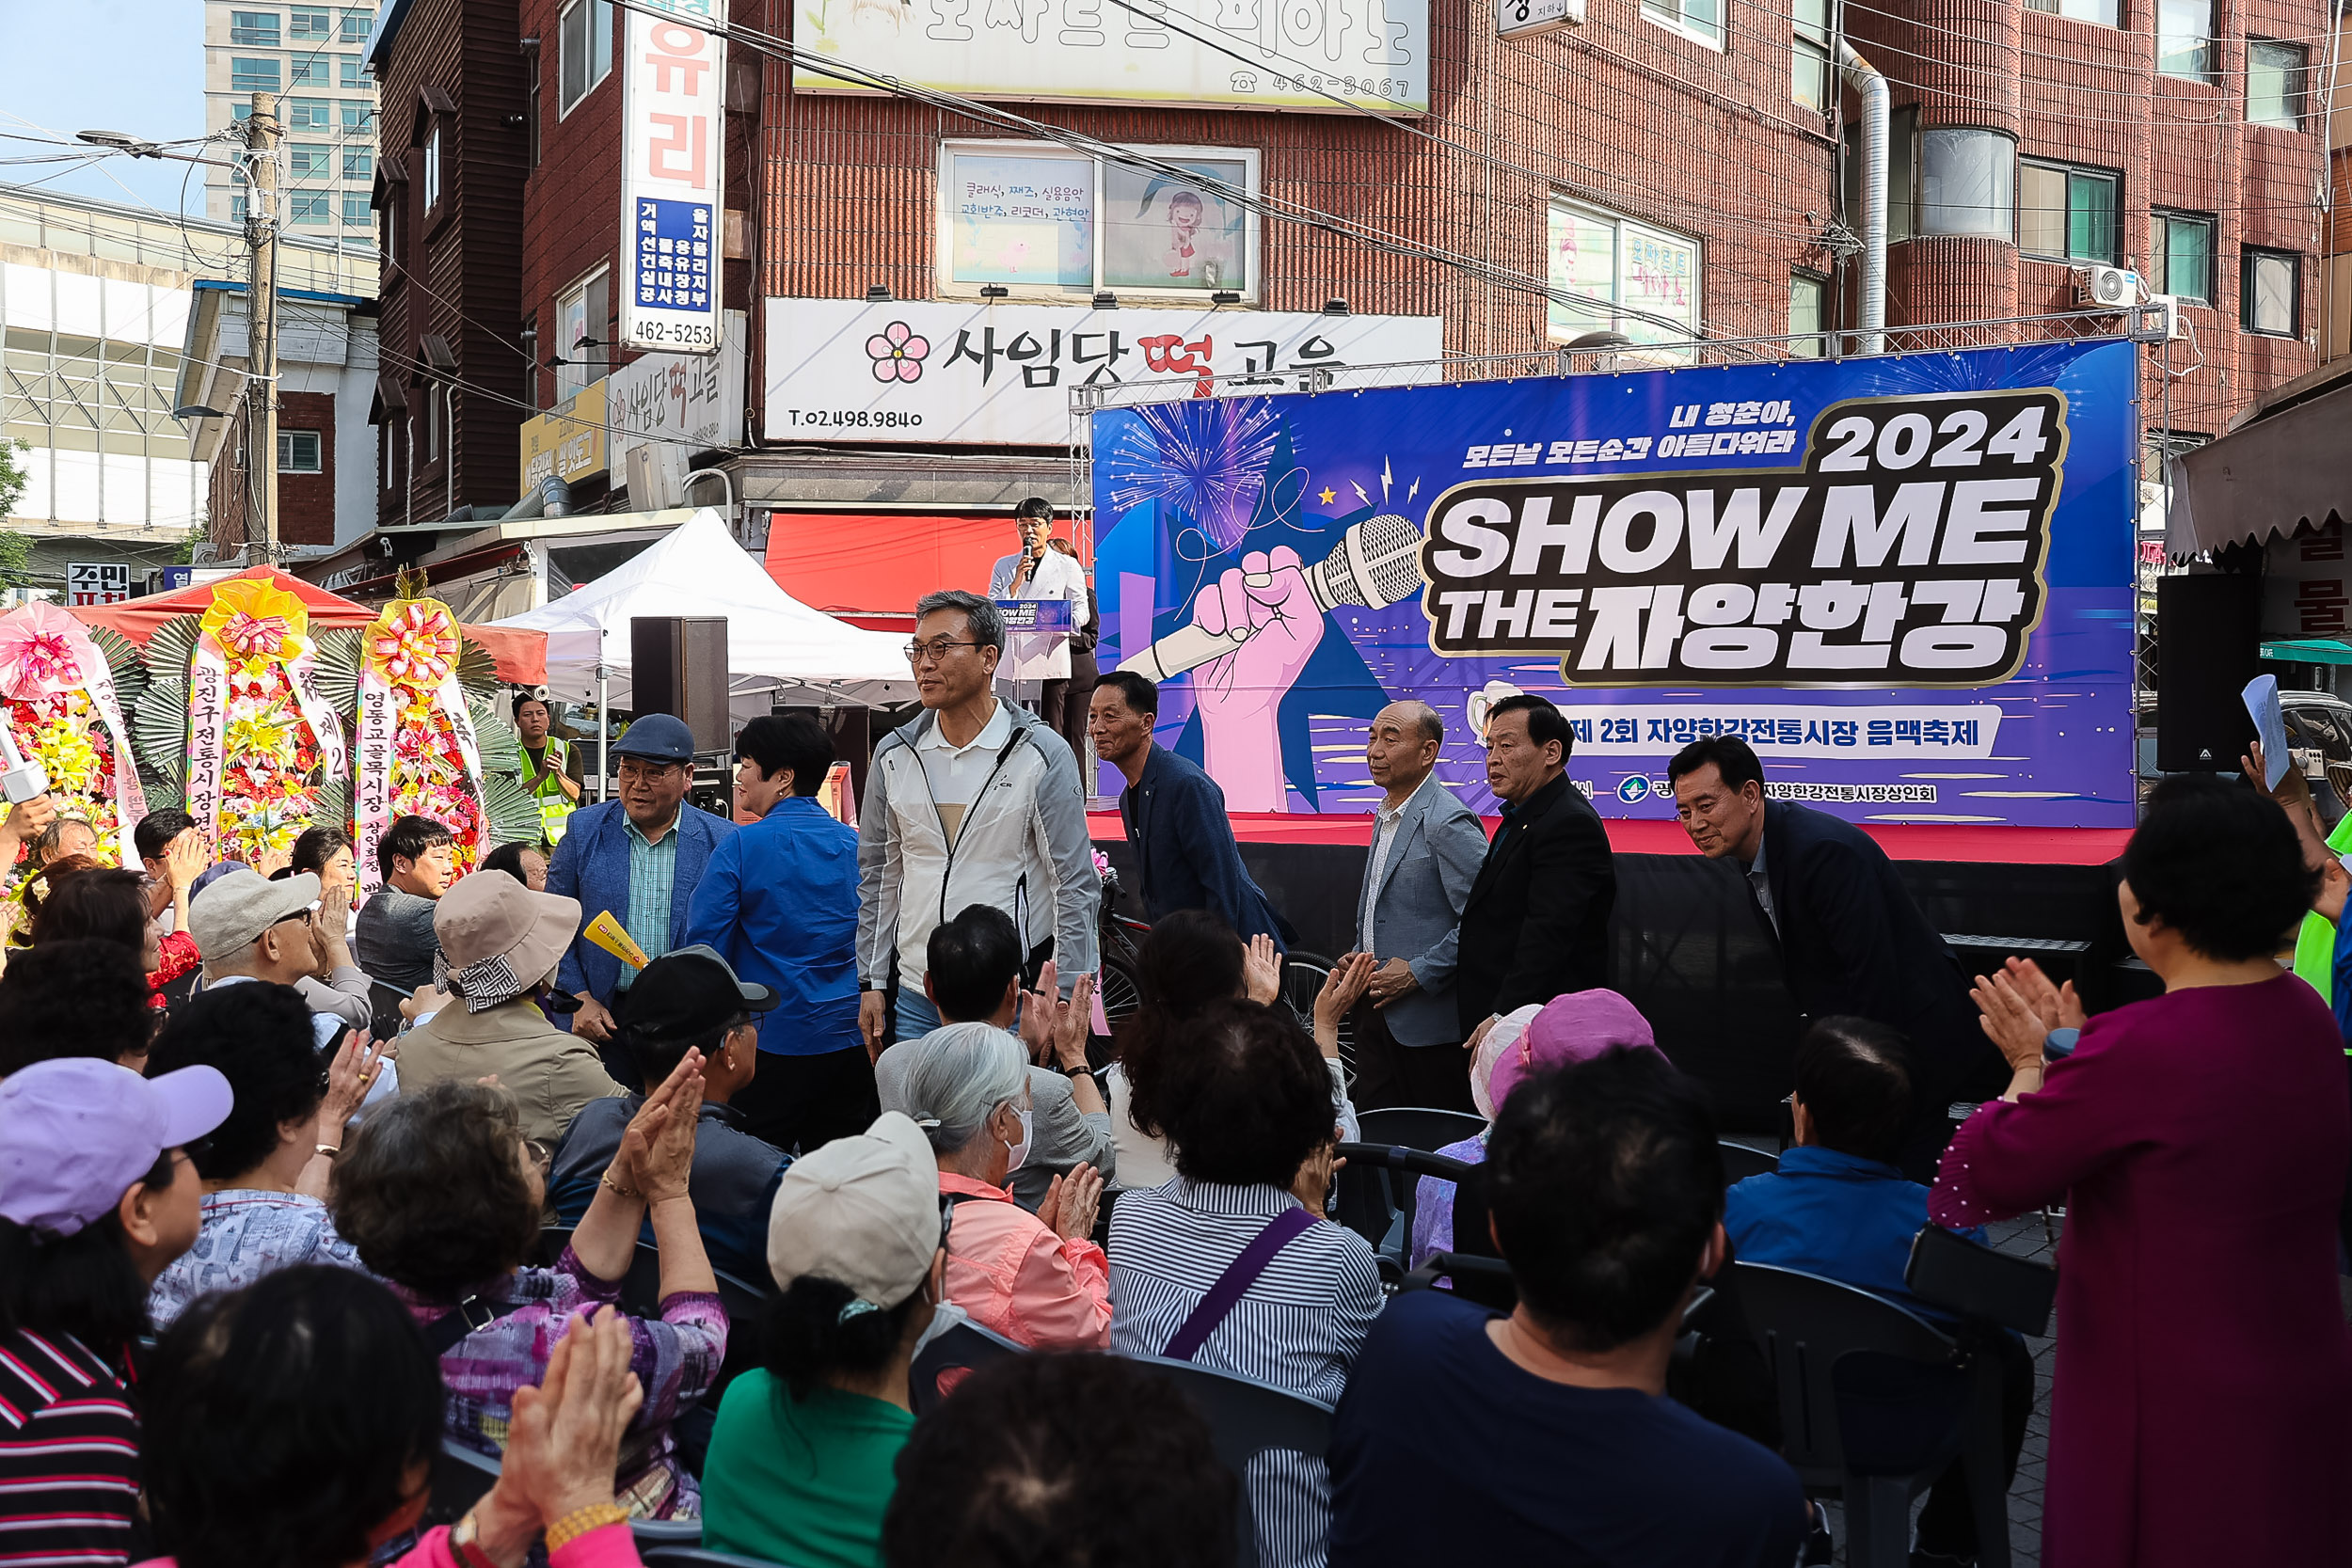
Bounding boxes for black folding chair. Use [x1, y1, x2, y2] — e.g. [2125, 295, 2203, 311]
[1330, 1142, 1481, 1275]
[909, 1318, 1027, 1416]
[1719, 1140, 1781, 1186]
[422, 1436, 500, 1527]
[1355, 1106, 1486, 1155]
[1735, 1262, 2010, 1568]
[1120, 1353, 1334, 1565]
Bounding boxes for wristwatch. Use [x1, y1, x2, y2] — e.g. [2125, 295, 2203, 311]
[449, 1510, 498, 1568]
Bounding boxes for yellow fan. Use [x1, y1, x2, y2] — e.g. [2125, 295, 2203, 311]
[583, 911, 650, 971]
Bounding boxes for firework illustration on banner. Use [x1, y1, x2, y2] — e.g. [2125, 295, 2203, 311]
[354, 597, 488, 896]
[181, 578, 350, 863]
[0, 602, 148, 883]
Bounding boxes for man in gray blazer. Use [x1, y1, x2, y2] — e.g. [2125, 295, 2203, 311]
[1349, 700, 1491, 1112]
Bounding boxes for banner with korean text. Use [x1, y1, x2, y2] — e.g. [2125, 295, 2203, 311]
[1092, 339, 2138, 827]
[763, 297, 1442, 446]
[618, 0, 726, 355]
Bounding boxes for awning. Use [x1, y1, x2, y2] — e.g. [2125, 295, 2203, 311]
[762, 511, 1012, 621]
[2168, 373, 2352, 559]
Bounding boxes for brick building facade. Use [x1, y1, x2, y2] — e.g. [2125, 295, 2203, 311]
[200, 390, 342, 550]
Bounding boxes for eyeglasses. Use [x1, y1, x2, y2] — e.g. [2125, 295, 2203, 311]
[903, 639, 980, 667]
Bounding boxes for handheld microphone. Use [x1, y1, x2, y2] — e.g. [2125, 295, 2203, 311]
[0, 726, 49, 805]
[1118, 514, 1426, 681]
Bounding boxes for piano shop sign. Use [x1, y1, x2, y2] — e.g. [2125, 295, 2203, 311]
[1421, 389, 2067, 687]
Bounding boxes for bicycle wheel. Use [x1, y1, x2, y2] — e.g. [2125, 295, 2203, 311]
[1280, 949, 1355, 1090]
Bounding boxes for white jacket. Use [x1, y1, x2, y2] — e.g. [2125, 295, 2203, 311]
[856, 703, 1101, 994]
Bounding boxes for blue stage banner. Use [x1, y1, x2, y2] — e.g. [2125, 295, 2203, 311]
[1092, 340, 2139, 828]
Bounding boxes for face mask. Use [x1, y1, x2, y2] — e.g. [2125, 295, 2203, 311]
[1005, 1104, 1033, 1175]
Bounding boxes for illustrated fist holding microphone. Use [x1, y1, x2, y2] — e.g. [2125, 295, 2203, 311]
[1120, 514, 1428, 813]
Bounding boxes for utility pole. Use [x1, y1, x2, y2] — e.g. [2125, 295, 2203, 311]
[245, 91, 280, 562]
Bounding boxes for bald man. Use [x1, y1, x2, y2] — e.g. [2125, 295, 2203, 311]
[1344, 701, 1490, 1111]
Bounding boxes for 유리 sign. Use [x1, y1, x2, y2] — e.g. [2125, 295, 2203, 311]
[1091, 340, 2138, 828]
[618, 0, 726, 355]
[762, 297, 1443, 447]
[792, 0, 1429, 114]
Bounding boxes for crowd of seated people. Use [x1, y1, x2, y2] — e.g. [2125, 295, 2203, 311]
[4, 748, 2348, 1568]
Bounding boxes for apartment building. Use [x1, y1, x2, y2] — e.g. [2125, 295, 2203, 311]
[202, 0, 381, 240]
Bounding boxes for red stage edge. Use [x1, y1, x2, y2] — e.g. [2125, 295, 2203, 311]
[1086, 811, 2130, 866]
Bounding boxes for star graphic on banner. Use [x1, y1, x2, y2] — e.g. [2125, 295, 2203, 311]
[1317, 485, 1337, 505]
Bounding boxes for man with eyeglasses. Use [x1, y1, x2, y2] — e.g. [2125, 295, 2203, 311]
[547, 712, 738, 1054]
[857, 590, 1099, 1053]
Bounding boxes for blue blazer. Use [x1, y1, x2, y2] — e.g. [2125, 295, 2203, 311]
[548, 799, 737, 1009]
[1119, 744, 1293, 946]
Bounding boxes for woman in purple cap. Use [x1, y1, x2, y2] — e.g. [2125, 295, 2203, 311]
[1408, 988, 1661, 1269]
[0, 1054, 232, 1566]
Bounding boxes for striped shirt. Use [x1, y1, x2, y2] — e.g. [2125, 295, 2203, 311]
[620, 814, 681, 991]
[0, 1329, 139, 1568]
[1108, 1180, 1385, 1568]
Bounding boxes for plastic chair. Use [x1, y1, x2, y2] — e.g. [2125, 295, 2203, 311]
[422, 1436, 500, 1527]
[1719, 1140, 1781, 1186]
[1329, 1141, 1481, 1269]
[1355, 1106, 1486, 1156]
[909, 1318, 1027, 1416]
[630, 1521, 705, 1549]
[644, 1549, 803, 1568]
[1734, 1262, 2010, 1568]
[1119, 1353, 1334, 1563]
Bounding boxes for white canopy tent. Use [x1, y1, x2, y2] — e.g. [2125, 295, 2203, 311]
[495, 508, 918, 713]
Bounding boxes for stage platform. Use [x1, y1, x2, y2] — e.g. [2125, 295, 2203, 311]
[1089, 809, 2142, 1130]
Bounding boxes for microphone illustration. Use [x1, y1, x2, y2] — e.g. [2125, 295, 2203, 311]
[1118, 514, 1426, 681]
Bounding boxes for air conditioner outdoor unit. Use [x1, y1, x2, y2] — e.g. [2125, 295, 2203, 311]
[2140, 294, 2189, 342]
[2076, 264, 2140, 309]
[624, 441, 688, 511]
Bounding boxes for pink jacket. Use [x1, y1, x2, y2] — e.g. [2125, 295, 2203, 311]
[939, 1172, 1112, 1350]
[140, 1521, 638, 1568]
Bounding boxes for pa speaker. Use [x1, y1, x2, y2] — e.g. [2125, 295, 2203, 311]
[630, 616, 729, 755]
[2155, 575, 2260, 772]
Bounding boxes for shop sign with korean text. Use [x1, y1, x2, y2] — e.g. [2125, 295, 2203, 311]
[619, 0, 726, 356]
[762, 297, 1442, 446]
[519, 379, 610, 491]
[610, 309, 747, 474]
[792, 0, 1428, 115]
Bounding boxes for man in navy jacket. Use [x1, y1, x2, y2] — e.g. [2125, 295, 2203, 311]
[1089, 671, 1291, 945]
[1668, 732, 2003, 1177]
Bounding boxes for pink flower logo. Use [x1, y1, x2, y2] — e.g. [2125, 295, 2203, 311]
[866, 320, 929, 384]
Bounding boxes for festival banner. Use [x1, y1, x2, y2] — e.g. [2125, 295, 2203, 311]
[183, 579, 349, 862]
[0, 602, 146, 867]
[356, 598, 487, 898]
[1092, 339, 2138, 828]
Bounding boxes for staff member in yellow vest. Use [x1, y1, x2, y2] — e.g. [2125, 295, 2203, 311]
[514, 692, 581, 847]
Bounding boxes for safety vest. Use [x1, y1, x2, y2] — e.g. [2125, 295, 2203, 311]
[525, 736, 577, 846]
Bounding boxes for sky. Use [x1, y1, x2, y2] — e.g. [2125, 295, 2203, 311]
[0, 0, 209, 214]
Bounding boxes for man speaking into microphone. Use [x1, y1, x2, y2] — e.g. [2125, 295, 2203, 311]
[989, 498, 1090, 734]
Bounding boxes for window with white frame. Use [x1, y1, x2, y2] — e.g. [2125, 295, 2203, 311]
[291, 192, 332, 225]
[1792, 0, 1832, 109]
[1788, 274, 1828, 356]
[555, 267, 611, 399]
[2153, 212, 2212, 303]
[2248, 40, 2307, 127]
[230, 11, 281, 45]
[2241, 248, 2298, 336]
[342, 8, 371, 40]
[559, 0, 613, 116]
[342, 191, 372, 226]
[938, 142, 1262, 301]
[1642, 0, 1722, 46]
[421, 120, 441, 210]
[341, 101, 373, 131]
[278, 430, 323, 472]
[230, 57, 281, 92]
[289, 99, 332, 130]
[292, 55, 327, 86]
[291, 145, 332, 179]
[1546, 198, 1701, 347]
[341, 55, 366, 88]
[289, 8, 330, 39]
[2157, 0, 2212, 79]
[2025, 0, 2119, 24]
[2018, 159, 2118, 262]
[344, 149, 372, 182]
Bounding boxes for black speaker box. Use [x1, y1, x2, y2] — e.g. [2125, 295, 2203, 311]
[2155, 575, 2260, 772]
[630, 616, 729, 755]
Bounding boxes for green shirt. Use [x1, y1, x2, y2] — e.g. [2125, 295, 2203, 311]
[620, 811, 680, 991]
[701, 1372, 914, 1568]
[2292, 813, 2352, 1004]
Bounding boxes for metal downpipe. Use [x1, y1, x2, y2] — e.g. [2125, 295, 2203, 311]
[1838, 39, 1888, 356]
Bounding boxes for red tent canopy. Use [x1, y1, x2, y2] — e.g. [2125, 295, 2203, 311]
[71, 566, 547, 685]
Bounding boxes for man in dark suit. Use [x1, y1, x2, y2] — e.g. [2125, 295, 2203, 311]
[1666, 733, 2002, 1178]
[1456, 694, 1617, 1053]
[1089, 670, 1290, 945]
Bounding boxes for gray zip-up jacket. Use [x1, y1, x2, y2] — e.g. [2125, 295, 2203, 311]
[856, 703, 1101, 996]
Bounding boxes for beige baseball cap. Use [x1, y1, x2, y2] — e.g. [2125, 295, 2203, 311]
[766, 1111, 941, 1310]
